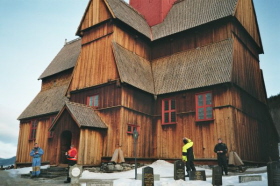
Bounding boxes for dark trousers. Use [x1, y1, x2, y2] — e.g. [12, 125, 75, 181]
[66, 160, 77, 182]
[217, 155, 228, 174]
[186, 160, 196, 174]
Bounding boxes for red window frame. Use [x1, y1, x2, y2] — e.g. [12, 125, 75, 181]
[161, 98, 176, 125]
[87, 95, 99, 108]
[195, 92, 213, 121]
[127, 124, 140, 134]
[29, 120, 38, 141]
[48, 116, 55, 139]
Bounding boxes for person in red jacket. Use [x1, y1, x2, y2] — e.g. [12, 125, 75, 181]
[64, 144, 78, 183]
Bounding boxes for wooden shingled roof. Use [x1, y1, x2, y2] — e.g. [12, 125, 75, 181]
[18, 85, 69, 120]
[38, 38, 81, 79]
[112, 42, 155, 94]
[152, 39, 233, 94]
[105, 0, 151, 38]
[63, 101, 107, 129]
[113, 39, 233, 95]
[104, 0, 238, 40]
[151, 0, 238, 40]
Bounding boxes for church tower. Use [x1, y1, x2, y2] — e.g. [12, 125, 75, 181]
[129, 0, 177, 26]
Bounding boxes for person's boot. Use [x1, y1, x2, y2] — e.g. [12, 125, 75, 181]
[64, 178, 71, 183]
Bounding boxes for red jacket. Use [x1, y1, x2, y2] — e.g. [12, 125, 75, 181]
[67, 148, 78, 161]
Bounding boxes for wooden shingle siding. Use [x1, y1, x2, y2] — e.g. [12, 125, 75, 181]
[39, 39, 81, 79]
[113, 43, 154, 94]
[105, 0, 151, 38]
[151, 0, 238, 40]
[18, 85, 68, 120]
[152, 39, 233, 95]
[41, 70, 72, 91]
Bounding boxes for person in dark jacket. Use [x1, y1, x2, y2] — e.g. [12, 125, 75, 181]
[182, 137, 196, 176]
[214, 138, 228, 175]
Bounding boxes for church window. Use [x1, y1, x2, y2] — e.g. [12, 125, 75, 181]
[162, 98, 176, 125]
[195, 92, 213, 121]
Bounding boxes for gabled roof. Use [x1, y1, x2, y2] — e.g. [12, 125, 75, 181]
[112, 42, 155, 94]
[105, 0, 151, 38]
[151, 0, 238, 40]
[38, 38, 81, 79]
[18, 85, 69, 120]
[51, 101, 108, 129]
[100, 0, 238, 40]
[113, 39, 233, 95]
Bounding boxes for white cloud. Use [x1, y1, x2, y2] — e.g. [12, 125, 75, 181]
[0, 106, 19, 144]
[0, 141, 17, 159]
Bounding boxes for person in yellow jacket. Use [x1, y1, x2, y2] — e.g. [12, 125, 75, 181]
[182, 137, 196, 177]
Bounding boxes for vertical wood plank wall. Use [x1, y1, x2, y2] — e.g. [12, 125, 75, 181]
[79, 129, 106, 165]
[79, 0, 111, 32]
[50, 110, 80, 165]
[232, 36, 266, 103]
[16, 118, 54, 164]
[234, 0, 261, 48]
[151, 21, 231, 60]
[70, 34, 117, 91]
[114, 26, 151, 60]
[70, 83, 122, 109]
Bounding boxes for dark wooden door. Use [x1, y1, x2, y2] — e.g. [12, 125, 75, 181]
[60, 130, 72, 164]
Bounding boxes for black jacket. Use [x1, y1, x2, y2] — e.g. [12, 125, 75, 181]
[214, 143, 228, 156]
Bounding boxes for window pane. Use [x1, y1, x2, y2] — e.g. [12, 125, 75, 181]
[171, 100, 176, 110]
[127, 125, 131, 132]
[164, 113, 169, 123]
[171, 112, 176, 122]
[198, 95, 203, 106]
[198, 108, 204, 119]
[206, 107, 213, 118]
[94, 95, 99, 107]
[206, 93, 212, 105]
[164, 100, 169, 111]
[89, 97, 94, 106]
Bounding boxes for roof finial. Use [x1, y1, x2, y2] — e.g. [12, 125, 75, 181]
[64, 39, 67, 45]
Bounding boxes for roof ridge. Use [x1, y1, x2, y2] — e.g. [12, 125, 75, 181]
[66, 101, 93, 109]
[64, 37, 81, 46]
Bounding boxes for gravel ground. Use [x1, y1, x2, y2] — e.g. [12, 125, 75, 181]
[0, 170, 70, 186]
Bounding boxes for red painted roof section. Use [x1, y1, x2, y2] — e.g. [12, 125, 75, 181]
[129, 0, 177, 26]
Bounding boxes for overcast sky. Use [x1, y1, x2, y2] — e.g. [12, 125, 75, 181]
[0, 0, 279, 159]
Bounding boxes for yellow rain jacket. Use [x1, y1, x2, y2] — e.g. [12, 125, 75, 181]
[182, 139, 193, 161]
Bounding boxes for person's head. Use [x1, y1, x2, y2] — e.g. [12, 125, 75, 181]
[70, 144, 75, 149]
[183, 137, 188, 144]
[218, 138, 222, 143]
[34, 143, 38, 148]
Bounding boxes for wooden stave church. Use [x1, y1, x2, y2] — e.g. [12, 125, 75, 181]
[16, 0, 279, 167]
